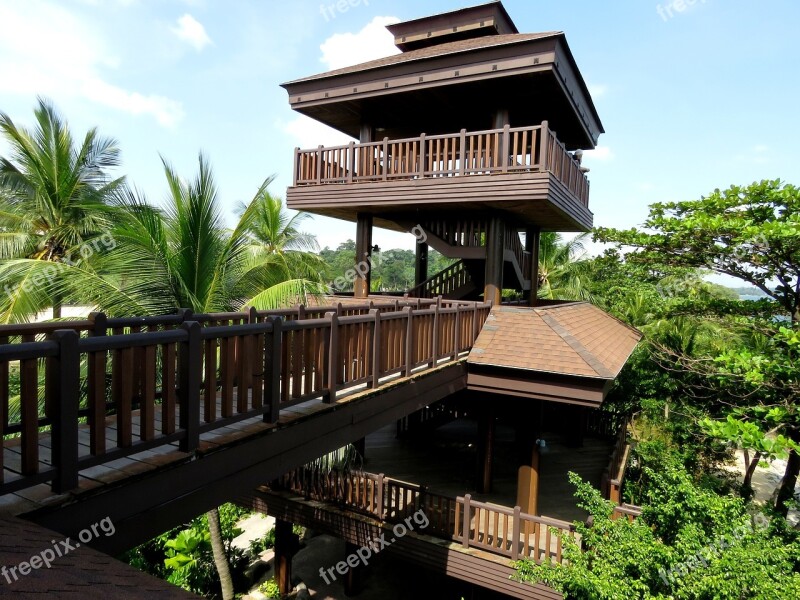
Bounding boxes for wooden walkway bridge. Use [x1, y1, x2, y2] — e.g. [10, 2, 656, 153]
[0, 298, 489, 553]
[249, 466, 579, 600]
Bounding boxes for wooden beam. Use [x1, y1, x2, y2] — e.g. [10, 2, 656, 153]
[526, 228, 541, 306]
[476, 400, 495, 494]
[344, 541, 361, 595]
[274, 518, 294, 595]
[517, 445, 540, 518]
[354, 213, 373, 298]
[483, 217, 504, 305]
[414, 241, 429, 289]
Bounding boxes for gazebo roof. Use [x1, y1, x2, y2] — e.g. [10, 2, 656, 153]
[469, 303, 642, 380]
[465, 303, 641, 407]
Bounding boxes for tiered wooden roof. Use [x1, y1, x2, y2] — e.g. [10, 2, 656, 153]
[281, 2, 603, 148]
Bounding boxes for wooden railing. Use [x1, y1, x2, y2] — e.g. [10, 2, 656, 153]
[293, 122, 590, 207]
[602, 424, 631, 505]
[0, 298, 490, 495]
[278, 468, 578, 565]
[504, 228, 531, 280]
[407, 260, 473, 299]
[422, 219, 486, 249]
[600, 420, 644, 523]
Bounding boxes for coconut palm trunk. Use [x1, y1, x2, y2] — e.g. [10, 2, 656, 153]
[207, 508, 234, 600]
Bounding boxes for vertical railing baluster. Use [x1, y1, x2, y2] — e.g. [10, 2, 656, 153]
[51, 330, 79, 493]
[462, 494, 471, 549]
[326, 312, 339, 403]
[88, 311, 107, 455]
[539, 121, 549, 171]
[178, 321, 201, 453]
[264, 317, 282, 424]
[404, 307, 414, 377]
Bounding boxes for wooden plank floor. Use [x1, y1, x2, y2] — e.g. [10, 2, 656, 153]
[0, 385, 380, 517]
[364, 420, 613, 523]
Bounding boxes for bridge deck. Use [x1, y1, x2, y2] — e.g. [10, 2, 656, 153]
[0, 359, 459, 517]
[0, 299, 488, 528]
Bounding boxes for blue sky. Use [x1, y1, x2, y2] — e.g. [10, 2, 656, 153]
[0, 0, 798, 255]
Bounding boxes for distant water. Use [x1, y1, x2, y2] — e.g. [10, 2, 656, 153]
[739, 294, 763, 301]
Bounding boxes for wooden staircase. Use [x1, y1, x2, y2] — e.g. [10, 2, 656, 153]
[404, 217, 532, 300]
[407, 259, 480, 299]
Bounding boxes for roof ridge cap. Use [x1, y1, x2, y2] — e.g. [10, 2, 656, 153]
[538, 311, 615, 379]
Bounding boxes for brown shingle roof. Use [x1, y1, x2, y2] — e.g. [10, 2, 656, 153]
[282, 32, 562, 86]
[0, 515, 197, 598]
[468, 303, 642, 379]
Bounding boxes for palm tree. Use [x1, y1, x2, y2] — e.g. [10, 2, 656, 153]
[207, 507, 234, 600]
[59, 154, 326, 316]
[242, 185, 326, 287]
[536, 232, 593, 301]
[0, 98, 122, 321]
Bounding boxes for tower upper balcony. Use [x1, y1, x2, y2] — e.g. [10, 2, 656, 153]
[281, 1, 603, 233]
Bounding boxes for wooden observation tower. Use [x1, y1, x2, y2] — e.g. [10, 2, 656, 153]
[282, 0, 603, 304]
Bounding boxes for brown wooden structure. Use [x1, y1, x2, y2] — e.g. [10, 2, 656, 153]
[0, 299, 487, 547]
[283, 1, 602, 305]
[0, 3, 645, 598]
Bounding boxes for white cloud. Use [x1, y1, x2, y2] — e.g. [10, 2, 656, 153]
[0, 0, 184, 127]
[584, 146, 614, 161]
[319, 16, 400, 71]
[171, 13, 212, 52]
[753, 144, 768, 153]
[588, 83, 608, 98]
[280, 115, 354, 150]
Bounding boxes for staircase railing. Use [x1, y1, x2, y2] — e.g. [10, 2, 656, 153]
[407, 260, 472, 299]
[504, 228, 531, 283]
[422, 219, 486, 249]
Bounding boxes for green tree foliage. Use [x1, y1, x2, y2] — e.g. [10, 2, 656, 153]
[536, 232, 593, 301]
[124, 503, 251, 597]
[514, 442, 800, 599]
[319, 240, 454, 293]
[57, 154, 326, 316]
[0, 98, 123, 321]
[595, 181, 800, 513]
[595, 180, 799, 322]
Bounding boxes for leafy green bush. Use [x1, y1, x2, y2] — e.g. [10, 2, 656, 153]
[259, 577, 281, 599]
[248, 527, 276, 556]
[123, 503, 251, 597]
[514, 443, 800, 599]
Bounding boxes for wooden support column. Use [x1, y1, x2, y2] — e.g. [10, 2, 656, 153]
[526, 228, 541, 306]
[414, 241, 429, 289]
[484, 217, 504, 305]
[517, 400, 542, 517]
[492, 108, 510, 129]
[568, 405, 588, 448]
[274, 518, 296, 595]
[359, 123, 374, 144]
[344, 541, 362, 596]
[354, 213, 373, 298]
[353, 437, 366, 462]
[476, 400, 495, 494]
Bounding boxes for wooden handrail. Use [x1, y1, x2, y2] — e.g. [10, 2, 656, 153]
[407, 260, 473, 299]
[0, 298, 491, 496]
[277, 466, 578, 566]
[602, 421, 632, 505]
[293, 123, 590, 207]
